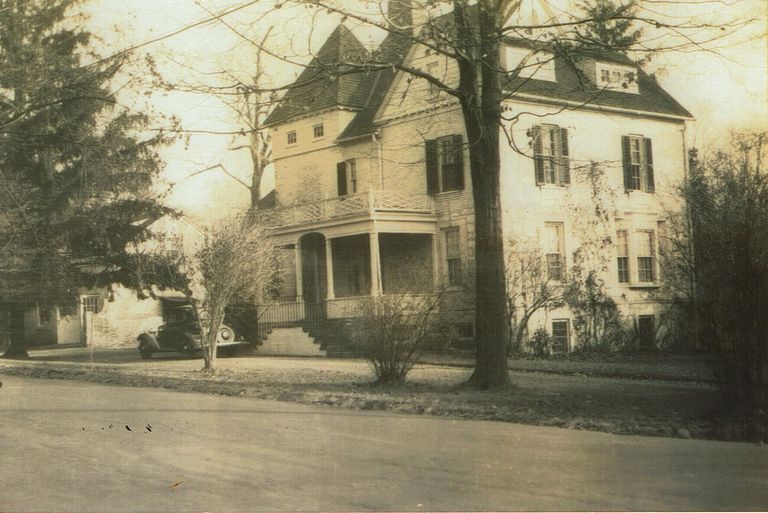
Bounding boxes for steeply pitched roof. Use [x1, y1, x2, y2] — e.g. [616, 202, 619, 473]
[265, 24, 373, 127]
[336, 32, 412, 142]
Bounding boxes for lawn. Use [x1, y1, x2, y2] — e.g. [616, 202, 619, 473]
[0, 346, 735, 441]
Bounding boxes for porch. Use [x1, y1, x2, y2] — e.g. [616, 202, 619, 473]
[257, 229, 440, 355]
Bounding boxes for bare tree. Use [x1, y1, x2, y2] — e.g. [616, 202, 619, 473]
[505, 238, 565, 354]
[186, 215, 281, 371]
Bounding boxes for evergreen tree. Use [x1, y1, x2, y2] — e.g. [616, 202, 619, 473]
[0, 0, 174, 357]
[577, 0, 643, 53]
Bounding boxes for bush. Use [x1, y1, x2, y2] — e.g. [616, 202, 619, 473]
[350, 294, 441, 384]
[529, 328, 552, 358]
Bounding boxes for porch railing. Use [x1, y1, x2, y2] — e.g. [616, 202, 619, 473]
[255, 190, 434, 228]
[255, 301, 327, 341]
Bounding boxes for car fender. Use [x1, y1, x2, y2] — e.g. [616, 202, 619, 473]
[137, 333, 161, 351]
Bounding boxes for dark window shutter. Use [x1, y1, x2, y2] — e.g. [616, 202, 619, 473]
[452, 134, 464, 190]
[621, 135, 633, 191]
[425, 139, 438, 194]
[337, 162, 347, 196]
[559, 127, 570, 186]
[533, 125, 544, 185]
[644, 137, 655, 193]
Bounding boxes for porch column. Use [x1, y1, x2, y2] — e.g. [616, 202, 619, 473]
[369, 231, 382, 296]
[294, 239, 303, 302]
[369, 229, 381, 296]
[432, 232, 440, 291]
[325, 238, 335, 300]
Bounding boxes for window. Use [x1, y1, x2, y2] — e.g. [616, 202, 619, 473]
[313, 123, 324, 138]
[426, 135, 464, 193]
[348, 160, 357, 194]
[444, 227, 462, 286]
[426, 61, 440, 98]
[532, 125, 570, 187]
[622, 135, 655, 193]
[636, 230, 656, 283]
[552, 320, 570, 352]
[595, 63, 638, 93]
[544, 222, 565, 281]
[287, 131, 297, 145]
[336, 159, 357, 196]
[638, 315, 655, 349]
[38, 305, 53, 326]
[616, 230, 630, 283]
[81, 295, 103, 314]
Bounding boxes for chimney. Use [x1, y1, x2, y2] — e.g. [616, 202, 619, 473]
[387, 0, 413, 33]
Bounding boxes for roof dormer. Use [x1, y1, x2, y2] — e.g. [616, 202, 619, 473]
[502, 45, 557, 82]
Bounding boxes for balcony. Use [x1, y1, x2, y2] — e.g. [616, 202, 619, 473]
[256, 190, 435, 230]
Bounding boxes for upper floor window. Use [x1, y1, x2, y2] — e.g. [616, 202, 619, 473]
[544, 222, 565, 281]
[313, 124, 324, 139]
[336, 159, 357, 196]
[425, 134, 464, 194]
[426, 61, 440, 98]
[287, 130, 297, 145]
[532, 125, 570, 187]
[636, 230, 656, 283]
[622, 135, 655, 193]
[596, 63, 638, 93]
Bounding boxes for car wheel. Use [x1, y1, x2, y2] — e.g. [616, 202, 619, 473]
[180, 338, 197, 358]
[138, 339, 153, 359]
[139, 339, 154, 360]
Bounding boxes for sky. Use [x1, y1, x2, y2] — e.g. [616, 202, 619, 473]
[83, 0, 767, 223]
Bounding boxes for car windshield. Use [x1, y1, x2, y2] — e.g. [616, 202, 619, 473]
[167, 307, 195, 323]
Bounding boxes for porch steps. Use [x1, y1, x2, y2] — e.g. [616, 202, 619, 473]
[304, 319, 360, 358]
[257, 327, 327, 357]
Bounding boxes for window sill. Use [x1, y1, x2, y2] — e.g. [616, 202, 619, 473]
[434, 189, 464, 197]
[537, 184, 569, 190]
[628, 283, 660, 289]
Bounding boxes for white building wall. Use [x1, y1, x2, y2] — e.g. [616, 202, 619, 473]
[499, 100, 690, 347]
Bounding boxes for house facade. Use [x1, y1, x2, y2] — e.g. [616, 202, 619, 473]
[258, 6, 692, 353]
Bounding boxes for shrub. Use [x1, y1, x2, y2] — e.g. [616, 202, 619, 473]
[350, 293, 442, 384]
[529, 328, 552, 358]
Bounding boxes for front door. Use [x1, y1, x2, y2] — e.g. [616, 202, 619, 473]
[299, 233, 327, 322]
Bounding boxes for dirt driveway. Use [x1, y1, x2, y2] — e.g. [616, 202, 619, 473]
[0, 346, 729, 441]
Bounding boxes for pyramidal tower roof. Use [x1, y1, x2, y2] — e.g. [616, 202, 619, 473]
[265, 24, 373, 126]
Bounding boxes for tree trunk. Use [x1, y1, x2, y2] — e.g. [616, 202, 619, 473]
[460, 5, 511, 389]
[2, 305, 28, 359]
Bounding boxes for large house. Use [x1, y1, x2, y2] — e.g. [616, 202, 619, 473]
[256, 2, 693, 354]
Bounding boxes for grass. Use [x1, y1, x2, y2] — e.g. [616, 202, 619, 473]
[0, 346, 740, 442]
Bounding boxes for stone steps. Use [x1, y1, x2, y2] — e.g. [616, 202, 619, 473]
[256, 327, 326, 356]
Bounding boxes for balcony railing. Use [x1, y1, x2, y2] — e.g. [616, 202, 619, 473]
[255, 190, 434, 228]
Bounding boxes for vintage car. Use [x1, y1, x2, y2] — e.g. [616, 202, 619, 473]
[137, 298, 246, 359]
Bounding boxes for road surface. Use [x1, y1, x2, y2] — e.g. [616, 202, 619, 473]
[0, 376, 765, 511]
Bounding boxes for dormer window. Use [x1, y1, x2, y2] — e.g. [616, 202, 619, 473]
[313, 123, 324, 139]
[503, 46, 556, 82]
[287, 131, 297, 145]
[596, 63, 638, 93]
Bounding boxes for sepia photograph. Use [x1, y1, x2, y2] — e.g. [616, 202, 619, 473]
[0, 0, 766, 510]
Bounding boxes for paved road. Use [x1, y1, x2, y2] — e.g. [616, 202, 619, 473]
[0, 376, 765, 512]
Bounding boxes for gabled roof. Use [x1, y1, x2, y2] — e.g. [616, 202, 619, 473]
[264, 24, 373, 127]
[336, 32, 412, 142]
